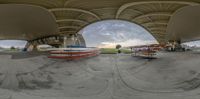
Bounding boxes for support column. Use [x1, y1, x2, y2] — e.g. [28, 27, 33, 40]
[167, 39, 182, 51]
[24, 41, 38, 52]
[77, 34, 86, 47]
[32, 42, 38, 51]
[63, 34, 77, 48]
[63, 35, 67, 48]
[175, 39, 183, 51]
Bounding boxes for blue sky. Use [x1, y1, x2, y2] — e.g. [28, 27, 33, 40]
[79, 20, 158, 48]
[0, 40, 27, 48]
[183, 41, 200, 47]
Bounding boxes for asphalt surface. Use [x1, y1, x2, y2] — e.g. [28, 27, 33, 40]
[0, 52, 200, 99]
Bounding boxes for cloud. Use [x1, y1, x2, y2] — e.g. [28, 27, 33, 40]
[117, 39, 158, 47]
[79, 20, 158, 47]
[0, 40, 27, 48]
[99, 39, 157, 48]
[183, 41, 200, 47]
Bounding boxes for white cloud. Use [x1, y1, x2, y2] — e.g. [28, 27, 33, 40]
[100, 39, 157, 48]
[183, 41, 200, 47]
[0, 40, 27, 48]
[118, 39, 158, 47]
[79, 20, 158, 47]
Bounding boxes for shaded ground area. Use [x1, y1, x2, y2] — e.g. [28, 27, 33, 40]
[0, 51, 48, 59]
[0, 52, 200, 99]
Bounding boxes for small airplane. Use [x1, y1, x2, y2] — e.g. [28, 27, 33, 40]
[129, 44, 163, 59]
[48, 45, 100, 60]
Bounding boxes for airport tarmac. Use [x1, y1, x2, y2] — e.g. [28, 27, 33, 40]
[0, 52, 200, 99]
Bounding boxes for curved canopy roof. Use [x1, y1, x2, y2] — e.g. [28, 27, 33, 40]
[167, 5, 200, 42]
[0, 0, 200, 42]
[0, 4, 58, 40]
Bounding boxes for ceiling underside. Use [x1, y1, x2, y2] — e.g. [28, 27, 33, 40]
[167, 6, 200, 43]
[0, 4, 58, 40]
[0, 0, 200, 43]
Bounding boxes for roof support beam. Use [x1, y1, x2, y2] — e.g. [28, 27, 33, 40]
[58, 26, 80, 30]
[148, 28, 167, 32]
[150, 31, 167, 36]
[59, 31, 77, 34]
[143, 22, 168, 27]
[152, 33, 166, 37]
[141, 20, 169, 26]
[151, 32, 166, 35]
[133, 12, 172, 20]
[116, 1, 199, 18]
[146, 25, 167, 29]
[56, 19, 89, 24]
[49, 8, 101, 20]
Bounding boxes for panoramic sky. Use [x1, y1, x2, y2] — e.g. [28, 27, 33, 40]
[79, 20, 158, 48]
[1, 20, 199, 48]
[183, 41, 200, 47]
[0, 40, 27, 48]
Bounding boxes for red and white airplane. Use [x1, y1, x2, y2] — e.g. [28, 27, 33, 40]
[129, 44, 163, 59]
